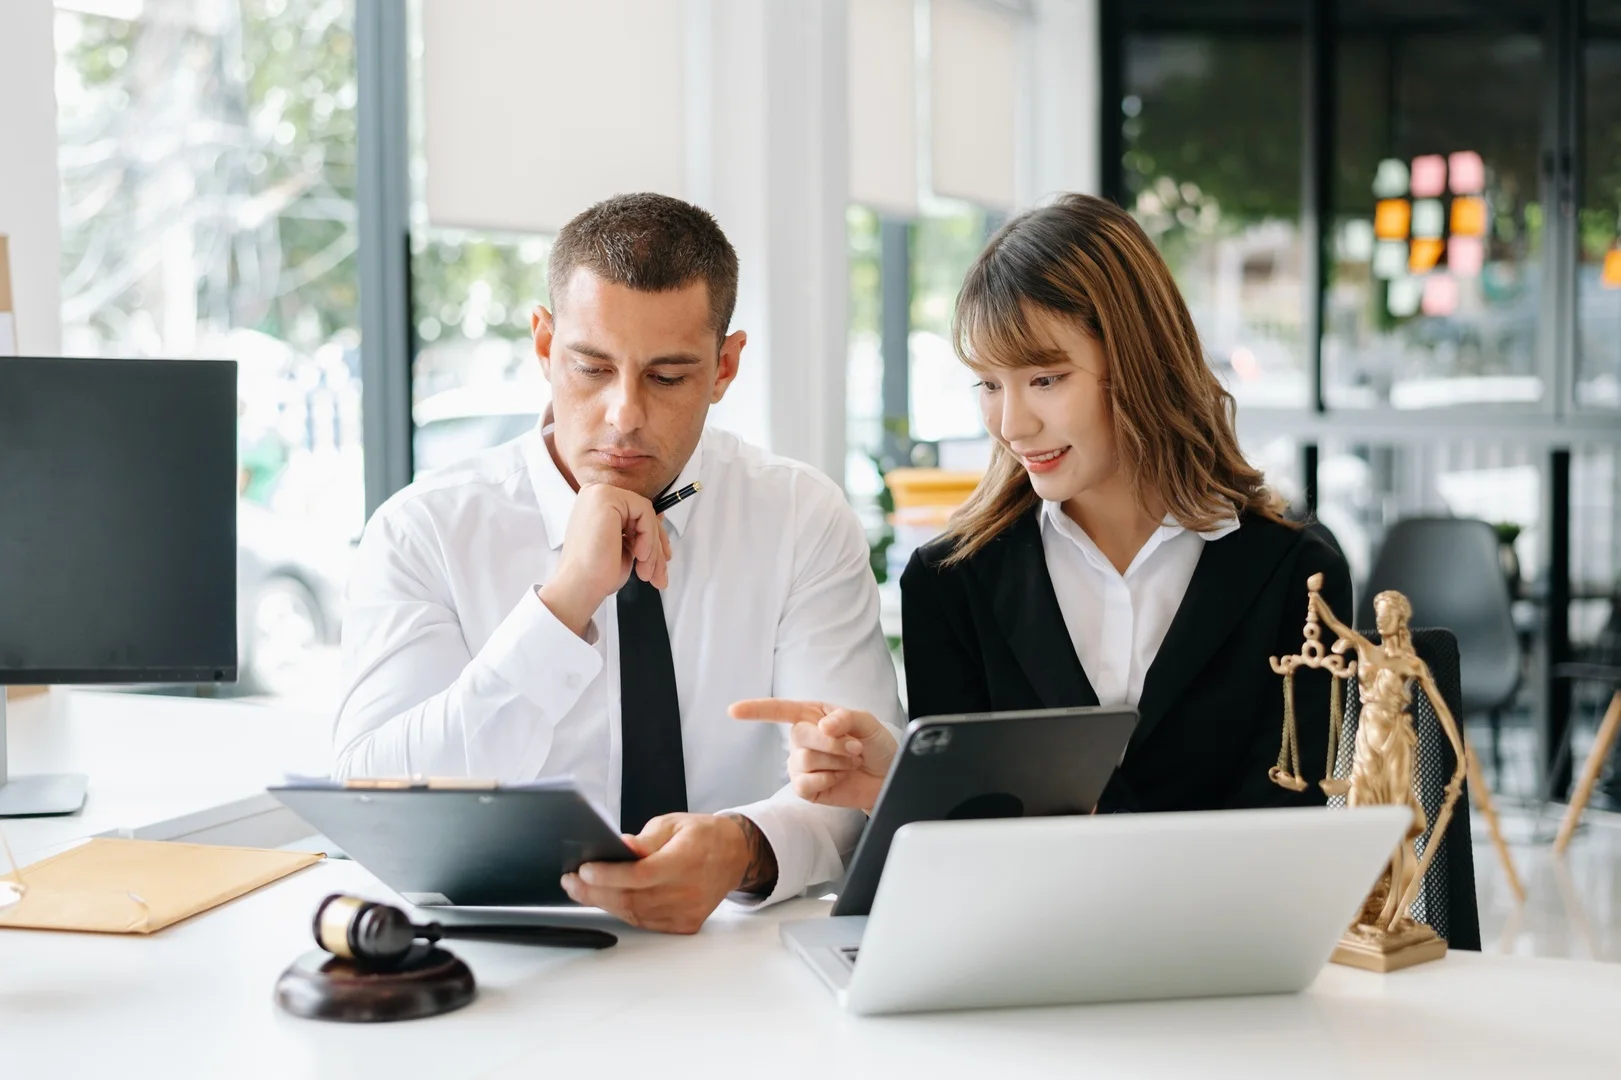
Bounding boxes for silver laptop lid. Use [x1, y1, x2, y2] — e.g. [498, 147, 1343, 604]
[844, 806, 1410, 1016]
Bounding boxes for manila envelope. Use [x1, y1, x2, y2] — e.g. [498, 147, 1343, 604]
[0, 234, 14, 355]
[0, 837, 322, 934]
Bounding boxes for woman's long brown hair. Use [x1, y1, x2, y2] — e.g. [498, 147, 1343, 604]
[941, 193, 1287, 564]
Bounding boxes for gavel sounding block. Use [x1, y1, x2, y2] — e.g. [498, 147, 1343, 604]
[275, 944, 476, 1022]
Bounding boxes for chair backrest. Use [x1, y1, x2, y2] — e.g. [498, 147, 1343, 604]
[1328, 626, 1482, 950]
[1593, 590, 1621, 666]
[1358, 517, 1520, 715]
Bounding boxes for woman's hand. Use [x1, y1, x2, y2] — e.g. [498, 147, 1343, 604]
[728, 699, 897, 812]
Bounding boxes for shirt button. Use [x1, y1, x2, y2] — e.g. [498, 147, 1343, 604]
[565, 673, 581, 689]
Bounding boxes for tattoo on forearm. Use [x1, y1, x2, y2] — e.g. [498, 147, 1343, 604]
[725, 813, 779, 895]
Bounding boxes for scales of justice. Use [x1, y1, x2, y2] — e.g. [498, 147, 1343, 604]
[1268, 573, 1468, 973]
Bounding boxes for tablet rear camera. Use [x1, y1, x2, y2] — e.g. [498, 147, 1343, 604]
[911, 727, 953, 755]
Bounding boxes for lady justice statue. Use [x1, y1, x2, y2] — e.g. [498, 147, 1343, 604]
[1269, 573, 1467, 972]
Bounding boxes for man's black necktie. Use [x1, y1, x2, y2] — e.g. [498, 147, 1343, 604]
[617, 573, 688, 835]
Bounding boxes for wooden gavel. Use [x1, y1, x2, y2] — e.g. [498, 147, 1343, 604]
[313, 893, 617, 969]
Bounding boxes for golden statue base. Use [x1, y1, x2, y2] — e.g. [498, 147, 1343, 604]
[1330, 921, 1447, 973]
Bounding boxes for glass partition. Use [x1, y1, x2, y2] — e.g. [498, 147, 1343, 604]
[1578, 0, 1621, 407]
[1325, 3, 1545, 410]
[1121, 26, 1308, 408]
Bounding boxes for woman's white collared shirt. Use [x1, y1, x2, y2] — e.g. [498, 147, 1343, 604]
[333, 424, 904, 906]
[1039, 501, 1241, 708]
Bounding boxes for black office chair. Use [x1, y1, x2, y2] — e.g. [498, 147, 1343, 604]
[1327, 626, 1482, 950]
[1358, 518, 1522, 787]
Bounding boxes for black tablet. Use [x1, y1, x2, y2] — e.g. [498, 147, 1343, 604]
[831, 706, 1139, 917]
[269, 777, 638, 907]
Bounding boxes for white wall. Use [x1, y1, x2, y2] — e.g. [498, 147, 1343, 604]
[0, 0, 61, 356]
[1020, 0, 1101, 207]
[422, 0, 688, 236]
[676, 0, 850, 484]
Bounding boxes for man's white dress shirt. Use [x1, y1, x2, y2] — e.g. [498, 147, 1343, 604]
[1039, 501, 1241, 708]
[333, 424, 904, 905]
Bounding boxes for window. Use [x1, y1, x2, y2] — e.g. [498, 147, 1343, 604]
[408, 229, 552, 477]
[404, 2, 549, 479]
[908, 201, 989, 445]
[55, 0, 362, 705]
[844, 201, 992, 586]
[1121, 20, 1308, 408]
[1578, 0, 1621, 407]
[845, 205, 884, 501]
[1326, 3, 1545, 410]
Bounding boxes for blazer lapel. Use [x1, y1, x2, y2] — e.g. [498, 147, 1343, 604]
[1130, 516, 1296, 752]
[982, 510, 1100, 709]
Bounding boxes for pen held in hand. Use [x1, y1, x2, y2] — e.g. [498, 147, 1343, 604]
[652, 481, 701, 514]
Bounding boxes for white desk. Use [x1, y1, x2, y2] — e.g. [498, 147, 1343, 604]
[2, 689, 329, 863]
[2, 852, 1619, 1079]
[3, 690, 1619, 1077]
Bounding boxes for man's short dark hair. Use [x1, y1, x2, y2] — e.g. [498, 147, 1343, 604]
[548, 193, 739, 340]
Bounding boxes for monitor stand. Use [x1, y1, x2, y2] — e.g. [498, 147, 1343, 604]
[0, 693, 88, 817]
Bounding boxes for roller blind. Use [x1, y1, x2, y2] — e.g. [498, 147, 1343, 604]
[930, 0, 1019, 210]
[421, 0, 687, 235]
[848, 0, 918, 215]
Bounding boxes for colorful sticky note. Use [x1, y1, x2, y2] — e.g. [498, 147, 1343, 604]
[1447, 235, 1484, 277]
[1388, 277, 1423, 317]
[1411, 154, 1447, 198]
[1412, 199, 1445, 239]
[1375, 199, 1412, 241]
[1604, 249, 1621, 289]
[1422, 274, 1459, 316]
[1448, 151, 1485, 195]
[1373, 158, 1410, 198]
[1409, 237, 1444, 274]
[1373, 240, 1409, 279]
[1451, 196, 1487, 237]
[1340, 219, 1376, 262]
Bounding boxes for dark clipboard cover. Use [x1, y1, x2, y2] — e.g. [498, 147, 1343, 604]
[269, 777, 637, 907]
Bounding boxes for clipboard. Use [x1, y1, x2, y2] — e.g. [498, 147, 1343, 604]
[269, 777, 638, 907]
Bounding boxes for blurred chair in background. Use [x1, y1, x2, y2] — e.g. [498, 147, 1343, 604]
[1359, 518, 1524, 782]
[1357, 516, 1524, 897]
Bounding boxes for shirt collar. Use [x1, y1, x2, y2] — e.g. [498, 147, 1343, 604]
[521, 416, 705, 550]
[1039, 501, 1241, 576]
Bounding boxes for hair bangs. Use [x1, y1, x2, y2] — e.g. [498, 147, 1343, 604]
[954, 269, 1066, 373]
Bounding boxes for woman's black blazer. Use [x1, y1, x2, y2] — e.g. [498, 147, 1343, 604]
[899, 508, 1354, 813]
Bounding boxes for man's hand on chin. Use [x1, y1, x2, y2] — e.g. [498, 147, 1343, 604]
[561, 812, 778, 935]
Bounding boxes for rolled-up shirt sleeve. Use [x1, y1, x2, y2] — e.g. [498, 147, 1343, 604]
[722, 476, 906, 907]
[332, 507, 602, 780]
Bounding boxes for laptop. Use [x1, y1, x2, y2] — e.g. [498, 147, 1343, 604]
[834, 706, 1140, 917]
[783, 805, 1410, 1016]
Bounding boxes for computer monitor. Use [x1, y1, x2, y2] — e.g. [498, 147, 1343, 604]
[0, 356, 238, 816]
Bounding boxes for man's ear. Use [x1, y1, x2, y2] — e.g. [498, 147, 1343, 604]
[712, 329, 746, 404]
[532, 305, 556, 382]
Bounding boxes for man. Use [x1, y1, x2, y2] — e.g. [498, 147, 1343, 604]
[333, 193, 903, 934]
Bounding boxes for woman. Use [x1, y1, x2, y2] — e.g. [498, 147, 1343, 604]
[732, 193, 1350, 815]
